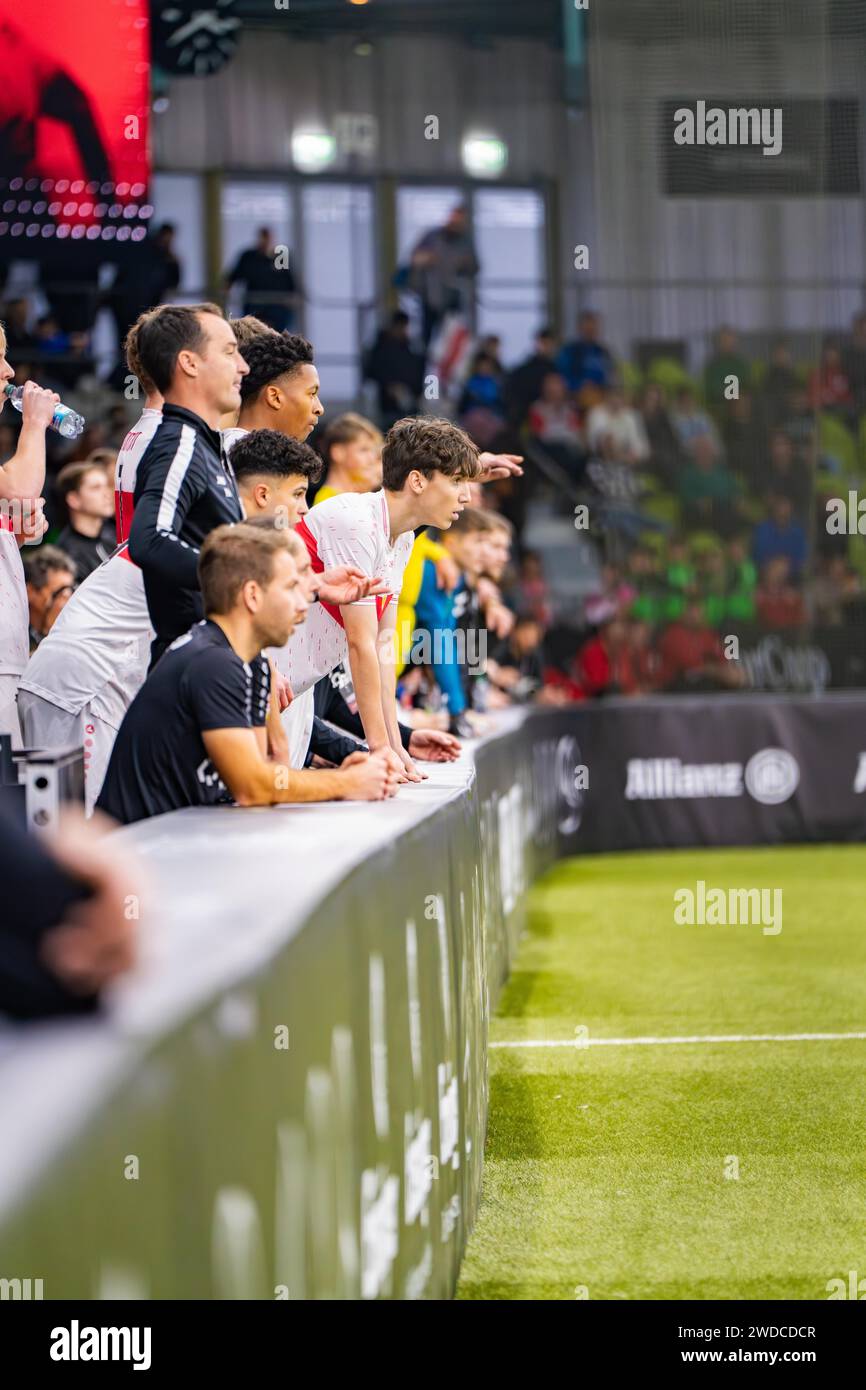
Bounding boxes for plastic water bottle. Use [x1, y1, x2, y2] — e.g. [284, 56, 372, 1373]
[4, 383, 85, 439]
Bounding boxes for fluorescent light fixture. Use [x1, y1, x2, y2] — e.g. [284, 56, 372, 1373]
[291, 129, 338, 174]
[461, 133, 508, 178]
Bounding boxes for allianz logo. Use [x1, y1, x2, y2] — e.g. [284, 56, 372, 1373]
[625, 748, 799, 805]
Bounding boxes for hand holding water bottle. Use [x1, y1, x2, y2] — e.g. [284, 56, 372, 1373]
[5, 380, 85, 439]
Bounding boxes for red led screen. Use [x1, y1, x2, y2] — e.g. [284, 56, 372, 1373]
[0, 0, 150, 245]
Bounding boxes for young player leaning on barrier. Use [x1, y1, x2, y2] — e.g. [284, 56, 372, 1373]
[276, 416, 485, 783]
[96, 522, 401, 825]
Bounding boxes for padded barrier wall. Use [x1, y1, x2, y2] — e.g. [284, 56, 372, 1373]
[0, 710, 585, 1300]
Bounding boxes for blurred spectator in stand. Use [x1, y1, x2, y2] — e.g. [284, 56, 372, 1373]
[806, 554, 862, 626]
[639, 382, 684, 489]
[24, 545, 76, 650]
[528, 370, 584, 479]
[703, 325, 752, 415]
[54, 461, 116, 580]
[697, 544, 733, 628]
[487, 615, 546, 703]
[149, 223, 182, 306]
[583, 562, 635, 627]
[505, 327, 558, 426]
[2, 298, 37, 353]
[671, 385, 720, 454]
[476, 335, 505, 378]
[34, 312, 71, 356]
[627, 545, 668, 626]
[314, 413, 382, 504]
[458, 352, 506, 449]
[808, 341, 853, 420]
[762, 340, 800, 427]
[726, 535, 758, 624]
[752, 493, 808, 580]
[556, 310, 614, 395]
[408, 204, 479, 350]
[662, 537, 694, 621]
[225, 226, 298, 332]
[363, 310, 424, 430]
[842, 311, 866, 414]
[721, 389, 765, 484]
[574, 616, 653, 697]
[657, 599, 743, 691]
[785, 384, 818, 448]
[755, 555, 807, 632]
[756, 429, 811, 519]
[517, 550, 552, 627]
[678, 434, 741, 536]
[586, 383, 649, 465]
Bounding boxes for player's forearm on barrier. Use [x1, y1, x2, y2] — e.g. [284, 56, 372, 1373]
[346, 635, 390, 750]
[231, 761, 347, 806]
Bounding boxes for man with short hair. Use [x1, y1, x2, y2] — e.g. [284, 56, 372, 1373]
[224, 328, 323, 447]
[23, 545, 75, 651]
[96, 523, 399, 825]
[128, 303, 249, 666]
[54, 461, 116, 580]
[224, 226, 298, 332]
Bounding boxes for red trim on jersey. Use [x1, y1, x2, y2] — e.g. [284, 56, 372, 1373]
[294, 517, 392, 626]
[115, 488, 136, 543]
[0, 515, 12, 532]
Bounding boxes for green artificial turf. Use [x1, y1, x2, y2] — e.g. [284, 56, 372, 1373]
[456, 846, 866, 1300]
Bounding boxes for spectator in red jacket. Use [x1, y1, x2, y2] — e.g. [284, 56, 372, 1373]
[657, 600, 744, 691]
[755, 555, 807, 632]
[808, 342, 853, 420]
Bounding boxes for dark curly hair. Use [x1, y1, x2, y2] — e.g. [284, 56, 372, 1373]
[382, 416, 481, 491]
[229, 429, 322, 485]
[239, 331, 316, 402]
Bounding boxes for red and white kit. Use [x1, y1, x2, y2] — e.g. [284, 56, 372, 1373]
[273, 489, 414, 696]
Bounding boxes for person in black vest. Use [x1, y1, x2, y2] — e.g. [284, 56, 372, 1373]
[128, 303, 248, 667]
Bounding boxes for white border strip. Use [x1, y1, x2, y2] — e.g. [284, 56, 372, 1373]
[491, 1031, 866, 1049]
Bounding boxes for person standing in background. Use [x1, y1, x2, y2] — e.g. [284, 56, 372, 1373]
[409, 205, 479, 349]
[225, 227, 298, 332]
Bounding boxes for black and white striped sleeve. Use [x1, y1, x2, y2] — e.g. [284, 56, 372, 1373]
[128, 422, 203, 589]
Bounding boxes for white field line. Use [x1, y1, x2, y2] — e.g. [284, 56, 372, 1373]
[490, 1031, 866, 1050]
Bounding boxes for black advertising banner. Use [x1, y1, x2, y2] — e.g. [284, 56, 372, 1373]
[660, 98, 860, 196]
[567, 694, 866, 854]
